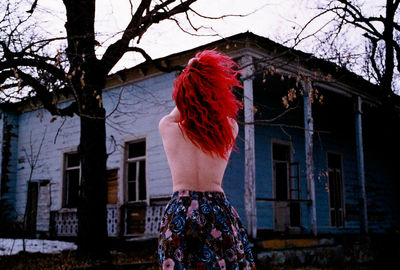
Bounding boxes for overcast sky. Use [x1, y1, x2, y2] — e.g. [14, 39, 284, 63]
[13, 0, 392, 91]
[29, 0, 321, 73]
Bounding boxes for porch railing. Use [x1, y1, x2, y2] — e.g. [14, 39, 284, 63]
[53, 205, 120, 237]
[53, 204, 165, 237]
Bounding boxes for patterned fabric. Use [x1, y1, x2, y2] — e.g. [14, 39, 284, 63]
[158, 190, 256, 270]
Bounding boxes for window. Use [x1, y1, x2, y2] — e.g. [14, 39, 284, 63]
[272, 142, 301, 228]
[63, 152, 80, 208]
[125, 140, 146, 202]
[273, 143, 291, 201]
[327, 152, 345, 227]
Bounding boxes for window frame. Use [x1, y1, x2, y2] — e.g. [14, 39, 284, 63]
[123, 138, 148, 204]
[326, 151, 346, 228]
[270, 139, 293, 201]
[62, 150, 81, 209]
[270, 139, 302, 229]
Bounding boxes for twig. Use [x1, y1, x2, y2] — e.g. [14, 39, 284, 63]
[54, 117, 67, 144]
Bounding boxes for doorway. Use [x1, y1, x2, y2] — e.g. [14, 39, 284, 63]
[272, 142, 301, 231]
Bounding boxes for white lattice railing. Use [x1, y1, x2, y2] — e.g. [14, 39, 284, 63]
[54, 205, 120, 237]
[53, 204, 166, 238]
[144, 205, 165, 236]
[107, 205, 119, 236]
[54, 209, 78, 237]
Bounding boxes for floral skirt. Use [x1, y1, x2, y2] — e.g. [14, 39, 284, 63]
[158, 190, 256, 270]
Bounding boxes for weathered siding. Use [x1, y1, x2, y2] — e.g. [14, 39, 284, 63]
[103, 72, 175, 200]
[313, 90, 362, 234]
[15, 105, 80, 219]
[247, 81, 396, 234]
[254, 125, 310, 231]
[13, 72, 176, 223]
[0, 111, 19, 219]
[313, 135, 360, 233]
[223, 126, 246, 224]
[254, 125, 273, 230]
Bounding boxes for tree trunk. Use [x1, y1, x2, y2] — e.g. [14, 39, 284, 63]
[62, 0, 109, 257]
[382, 0, 395, 95]
[76, 62, 109, 260]
[77, 103, 109, 260]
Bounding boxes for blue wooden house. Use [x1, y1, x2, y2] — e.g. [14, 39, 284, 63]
[0, 32, 399, 240]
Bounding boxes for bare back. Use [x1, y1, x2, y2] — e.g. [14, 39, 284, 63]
[159, 115, 238, 193]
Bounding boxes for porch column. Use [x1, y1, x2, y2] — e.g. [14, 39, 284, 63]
[354, 96, 368, 233]
[301, 79, 317, 236]
[241, 55, 257, 239]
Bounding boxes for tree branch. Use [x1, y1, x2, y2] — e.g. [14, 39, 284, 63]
[0, 70, 15, 84]
[188, 5, 261, 20]
[151, 0, 176, 14]
[394, 0, 400, 10]
[168, 17, 218, 37]
[126, 46, 183, 72]
[14, 68, 77, 116]
[392, 41, 400, 73]
[101, 0, 197, 74]
[364, 33, 383, 82]
[26, 0, 39, 14]
[336, 0, 382, 37]
[294, 8, 336, 46]
[0, 57, 67, 81]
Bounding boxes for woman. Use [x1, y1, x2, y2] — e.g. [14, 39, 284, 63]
[158, 50, 256, 270]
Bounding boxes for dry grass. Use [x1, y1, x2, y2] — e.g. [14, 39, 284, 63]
[0, 252, 379, 270]
[0, 250, 158, 270]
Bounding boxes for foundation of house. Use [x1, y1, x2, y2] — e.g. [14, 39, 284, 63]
[254, 233, 400, 269]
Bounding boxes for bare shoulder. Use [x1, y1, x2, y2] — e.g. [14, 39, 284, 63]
[227, 117, 239, 137]
[158, 115, 179, 135]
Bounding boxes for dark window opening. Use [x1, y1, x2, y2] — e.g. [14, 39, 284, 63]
[275, 162, 288, 200]
[273, 143, 301, 227]
[128, 141, 146, 159]
[273, 143, 290, 201]
[327, 152, 344, 227]
[290, 202, 301, 227]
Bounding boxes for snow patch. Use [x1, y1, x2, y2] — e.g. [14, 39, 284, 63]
[0, 238, 77, 256]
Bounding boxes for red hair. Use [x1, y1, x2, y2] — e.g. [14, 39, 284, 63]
[172, 49, 243, 160]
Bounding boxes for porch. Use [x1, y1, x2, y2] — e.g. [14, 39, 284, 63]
[51, 204, 166, 238]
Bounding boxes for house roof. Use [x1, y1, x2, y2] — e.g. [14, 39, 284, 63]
[2, 31, 399, 113]
[107, 31, 399, 103]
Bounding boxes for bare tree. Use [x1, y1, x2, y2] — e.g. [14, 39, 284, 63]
[21, 129, 46, 252]
[0, 0, 244, 261]
[293, 0, 400, 98]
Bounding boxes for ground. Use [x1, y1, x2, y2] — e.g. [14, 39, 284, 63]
[0, 250, 390, 270]
[0, 236, 398, 269]
[0, 250, 157, 270]
[0, 238, 157, 269]
[0, 251, 383, 270]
